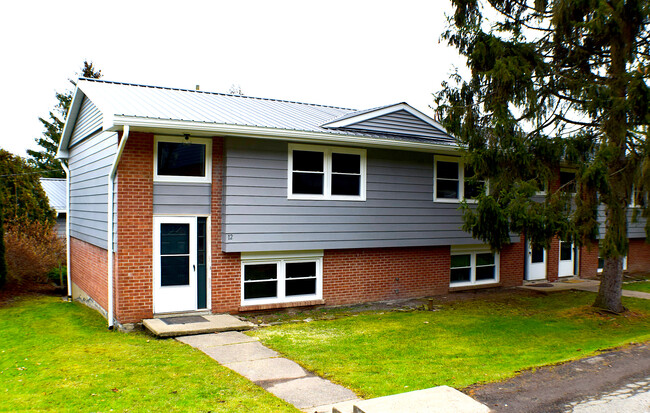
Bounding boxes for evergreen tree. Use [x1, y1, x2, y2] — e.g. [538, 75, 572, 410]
[27, 60, 102, 178]
[0, 149, 55, 225]
[0, 200, 7, 289]
[435, 0, 650, 312]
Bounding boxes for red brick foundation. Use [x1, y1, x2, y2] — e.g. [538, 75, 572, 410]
[579, 241, 599, 279]
[70, 237, 108, 312]
[114, 132, 155, 324]
[627, 238, 650, 273]
[322, 246, 450, 306]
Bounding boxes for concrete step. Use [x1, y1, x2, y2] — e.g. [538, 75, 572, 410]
[344, 386, 490, 413]
[143, 314, 254, 337]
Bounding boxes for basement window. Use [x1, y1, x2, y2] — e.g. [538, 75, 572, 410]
[450, 246, 499, 287]
[241, 251, 323, 305]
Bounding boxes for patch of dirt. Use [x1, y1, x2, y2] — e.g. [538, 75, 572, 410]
[240, 287, 541, 325]
[0, 281, 63, 307]
[465, 342, 650, 412]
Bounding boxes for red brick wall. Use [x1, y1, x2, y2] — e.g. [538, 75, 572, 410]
[579, 241, 599, 279]
[500, 236, 525, 286]
[70, 237, 108, 311]
[210, 138, 242, 313]
[547, 237, 560, 281]
[114, 132, 154, 324]
[322, 246, 450, 305]
[627, 238, 650, 273]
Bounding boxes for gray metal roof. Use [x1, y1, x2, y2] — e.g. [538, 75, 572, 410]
[73, 79, 455, 146]
[39, 178, 66, 213]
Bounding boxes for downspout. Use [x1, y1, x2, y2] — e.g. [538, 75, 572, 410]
[107, 125, 130, 330]
[60, 161, 72, 299]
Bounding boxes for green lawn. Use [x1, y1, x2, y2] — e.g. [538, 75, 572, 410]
[623, 281, 650, 293]
[0, 296, 298, 413]
[251, 291, 650, 399]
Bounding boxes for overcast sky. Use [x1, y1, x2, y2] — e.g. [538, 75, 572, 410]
[0, 0, 465, 158]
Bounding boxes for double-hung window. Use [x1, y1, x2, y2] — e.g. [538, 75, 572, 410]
[289, 144, 366, 200]
[434, 156, 484, 202]
[241, 251, 323, 305]
[450, 246, 499, 286]
[154, 136, 212, 183]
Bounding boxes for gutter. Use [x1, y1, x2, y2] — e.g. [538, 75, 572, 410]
[107, 125, 130, 330]
[60, 161, 72, 299]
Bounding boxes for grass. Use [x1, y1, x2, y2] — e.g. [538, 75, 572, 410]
[250, 291, 650, 399]
[623, 281, 650, 293]
[0, 295, 298, 413]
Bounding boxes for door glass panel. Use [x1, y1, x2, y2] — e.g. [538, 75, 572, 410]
[161, 256, 190, 286]
[560, 241, 572, 261]
[160, 224, 189, 254]
[531, 245, 544, 263]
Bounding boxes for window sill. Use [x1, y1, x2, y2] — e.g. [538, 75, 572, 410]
[448, 282, 500, 292]
[239, 299, 325, 312]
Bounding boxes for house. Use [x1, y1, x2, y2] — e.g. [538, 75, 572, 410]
[56, 78, 650, 330]
[39, 177, 67, 239]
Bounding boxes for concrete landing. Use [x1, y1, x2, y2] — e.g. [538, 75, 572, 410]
[520, 279, 650, 300]
[143, 314, 254, 337]
[177, 331, 360, 411]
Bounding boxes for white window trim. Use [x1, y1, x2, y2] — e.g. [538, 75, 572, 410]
[241, 250, 323, 306]
[450, 245, 500, 287]
[154, 135, 212, 183]
[434, 156, 484, 203]
[288, 143, 366, 201]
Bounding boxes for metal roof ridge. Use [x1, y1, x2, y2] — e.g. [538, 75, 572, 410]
[77, 77, 359, 112]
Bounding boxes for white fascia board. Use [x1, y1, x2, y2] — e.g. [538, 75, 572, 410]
[320, 102, 448, 134]
[56, 86, 85, 159]
[110, 116, 460, 154]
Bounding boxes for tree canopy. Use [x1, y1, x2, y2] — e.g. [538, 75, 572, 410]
[0, 149, 55, 226]
[435, 0, 650, 312]
[27, 60, 102, 178]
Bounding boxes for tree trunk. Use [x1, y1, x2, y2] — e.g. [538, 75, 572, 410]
[593, 256, 625, 313]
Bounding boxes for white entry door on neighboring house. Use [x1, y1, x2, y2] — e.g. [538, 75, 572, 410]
[526, 241, 547, 280]
[153, 216, 197, 314]
[558, 240, 576, 277]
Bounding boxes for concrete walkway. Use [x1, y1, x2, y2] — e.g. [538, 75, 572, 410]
[520, 278, 650, 300]
[177, 331, 360, 412]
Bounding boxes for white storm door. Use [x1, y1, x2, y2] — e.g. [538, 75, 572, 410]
[153, 216, 197, 313]
[526, 242, 547, 280]
[558, 241, 575, 277]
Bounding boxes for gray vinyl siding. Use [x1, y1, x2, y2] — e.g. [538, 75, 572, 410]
[595, 205, 646, 239]
[153, 183, 211, 215]
[342, 110, 449, 140]
[70, 97, 103, 147]
[222, 138, 487, 252]
[68, 131, 117, 249]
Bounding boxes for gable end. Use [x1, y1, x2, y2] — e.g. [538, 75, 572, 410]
[69, 96, 103, 147]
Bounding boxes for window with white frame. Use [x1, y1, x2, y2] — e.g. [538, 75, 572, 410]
[434, 156, 485, 202]
[241, 251, 323, 305]
[289, 144, 366, 200]
[154, 136, 212, 183]
[450, 247, 499, 286]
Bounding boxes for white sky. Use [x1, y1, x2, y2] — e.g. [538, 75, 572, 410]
[0, 0, 465, 158]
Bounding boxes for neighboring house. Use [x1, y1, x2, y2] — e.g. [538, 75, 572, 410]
[40, 177, 67, 239]
[56, 78, 650, 329]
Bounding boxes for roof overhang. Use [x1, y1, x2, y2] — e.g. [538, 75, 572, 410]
[108, 115, 459, 154]
[56, 85, 85, 159]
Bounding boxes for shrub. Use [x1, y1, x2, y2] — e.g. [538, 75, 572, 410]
[4, 219, 65, 285]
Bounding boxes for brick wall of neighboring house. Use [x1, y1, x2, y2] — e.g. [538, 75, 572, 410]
[579, 241, 599, 279]
[210, 137, 242, 313]
[627, 238, 650, 273]
[322, 246, 451, 305]
[500, 236, 526, 287]
[114, 132, 154, 324]
[70, 237, 108, 311]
